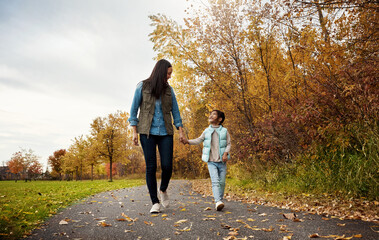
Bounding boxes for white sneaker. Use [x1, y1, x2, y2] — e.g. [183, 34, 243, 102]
[160, 191, 170, 208]
[150, 203, 161, 213]
[215, 201, 224, 211]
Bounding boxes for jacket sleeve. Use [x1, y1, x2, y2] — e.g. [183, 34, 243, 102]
[188, 130, 206, 145]
[171, 87, 183, 129]
[128, 82, 143, 126]
[224, 131, 231, 153]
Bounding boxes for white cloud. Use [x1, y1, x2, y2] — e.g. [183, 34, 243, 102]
[0, 0, 194, 168]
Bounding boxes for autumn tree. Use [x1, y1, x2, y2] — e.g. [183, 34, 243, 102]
[149, 0, 293, 166]
[28, 159, 43, 180]
[7, 151, 24, 182]
[7, 149, 41, 181]
[48, 149, 66, 180]
[148, 0, 378, 197]
[90, 111, 131, 182]
[86, 137, 100, 181]
[62, 136, 90, 181]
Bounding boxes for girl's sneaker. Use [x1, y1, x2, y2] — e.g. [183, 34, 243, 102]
[150, 203, 161, 213]
[215, 201, 224, 211]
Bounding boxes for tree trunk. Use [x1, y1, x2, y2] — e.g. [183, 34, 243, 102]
[75, 167, 79, 181]
[91, 164, 94, 181]
[109, 157, 113, 182]
[315, 1, 329, 43]
[80, 164, 82, 181]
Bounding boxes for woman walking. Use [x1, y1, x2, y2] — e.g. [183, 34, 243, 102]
[128, 59, 184, 213]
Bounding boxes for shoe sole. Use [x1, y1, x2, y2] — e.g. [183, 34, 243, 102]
[216, 203, 224, 211]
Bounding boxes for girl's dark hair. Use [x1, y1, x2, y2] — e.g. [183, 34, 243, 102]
[144, 59, 172, 99]
[212, 110, 225, 125]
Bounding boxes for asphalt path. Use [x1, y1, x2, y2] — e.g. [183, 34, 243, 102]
[27, 180, 378, 240]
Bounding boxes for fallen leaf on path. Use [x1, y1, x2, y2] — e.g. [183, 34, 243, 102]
[59, 220, 68, 225]
[283, 236, 292, 240]
[309, 233, 320, 238]
[244, 223, 261, 231]
[247, 218, 255, 222]
[221, 223, 231, 229]
[203, 218, 216, 221]
[223, 237, 236, 240]
[279, 225, 290, 232]
[337, 223, 346, 226]
[259, 213, 267, 216]
[228, 231, 239, 236]
[175, 219, 188, 224]
[98, 221, 111, 227]
[121, 213, 136, 222]
[322, 217, 330, 221]
[262, 226, 274, 232]
[144, 221, 154, 226]
[324, 235, 348, 239]
[111, 193, 117, 200]
[204, 207, 211, 211]
[117, 218, 127, 221]
[283, 213, 296, 220]
[124, 230, 135, 233]
[176, 223, 193, 232]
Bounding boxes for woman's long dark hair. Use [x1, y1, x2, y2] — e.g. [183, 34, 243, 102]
[144, 59, 172, 99]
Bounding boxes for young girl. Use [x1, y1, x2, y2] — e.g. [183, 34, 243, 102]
[182, 110, 231, 210]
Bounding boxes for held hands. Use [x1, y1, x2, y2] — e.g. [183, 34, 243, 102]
[222, 153, 228, 162]
[181, 138, 189, 145]
[131, 126, 188, 146]
[178, 127, 188, 144]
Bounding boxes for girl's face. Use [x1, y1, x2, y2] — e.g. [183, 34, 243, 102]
[208, 111, 221, 125]
[166, 67, 173, 81]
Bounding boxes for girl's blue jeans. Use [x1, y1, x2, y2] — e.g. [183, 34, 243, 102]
[140, 134, 173, 204]
[207, 161, 227, 202]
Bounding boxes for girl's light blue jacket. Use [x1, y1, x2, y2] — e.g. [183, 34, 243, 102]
[202, 125, 230, 162]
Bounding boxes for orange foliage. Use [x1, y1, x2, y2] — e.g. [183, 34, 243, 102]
[149, 0, 378, 175]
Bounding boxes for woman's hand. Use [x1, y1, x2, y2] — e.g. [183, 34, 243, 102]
[132, 126, 139, 146]
[178, 127, 186, 143]
[181, 138, 189, 145]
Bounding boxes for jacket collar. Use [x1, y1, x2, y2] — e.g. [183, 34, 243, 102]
[208, 125, 223, 132]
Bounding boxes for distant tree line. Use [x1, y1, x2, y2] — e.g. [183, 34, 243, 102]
[5, 111, 145, 182]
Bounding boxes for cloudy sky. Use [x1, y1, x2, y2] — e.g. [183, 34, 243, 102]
[0, 0, 195, 168]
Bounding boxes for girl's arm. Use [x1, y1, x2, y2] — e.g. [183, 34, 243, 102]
[185, 131, 205, 145]
[222, 131, 232, 162]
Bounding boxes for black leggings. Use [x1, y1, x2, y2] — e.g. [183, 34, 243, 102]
[140, 134, 173, 204]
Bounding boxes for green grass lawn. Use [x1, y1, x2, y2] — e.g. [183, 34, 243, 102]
[0, 179, 144, 240]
